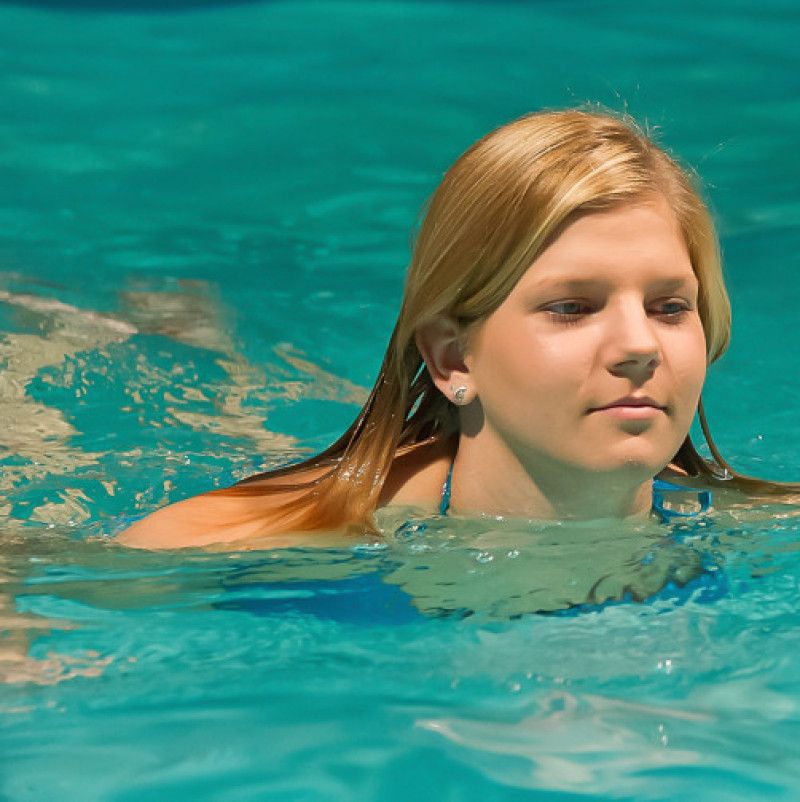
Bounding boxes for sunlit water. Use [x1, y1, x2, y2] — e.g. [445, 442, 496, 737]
[1, 0, 799, 799]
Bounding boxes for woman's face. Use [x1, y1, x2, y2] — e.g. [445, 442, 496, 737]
[463, 195, 707, 479]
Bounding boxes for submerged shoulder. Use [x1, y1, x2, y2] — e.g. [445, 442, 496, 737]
[659, 464, 800, 512]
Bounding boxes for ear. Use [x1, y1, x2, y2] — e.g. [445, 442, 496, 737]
[415, 317, 476, 405]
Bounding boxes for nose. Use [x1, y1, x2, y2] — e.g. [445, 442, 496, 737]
[605, 300, 661, 381]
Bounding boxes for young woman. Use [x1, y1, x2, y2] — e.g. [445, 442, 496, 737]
[119, 108, 799, 551]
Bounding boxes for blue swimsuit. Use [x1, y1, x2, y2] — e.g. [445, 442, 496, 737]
[438, 462, 711, 524]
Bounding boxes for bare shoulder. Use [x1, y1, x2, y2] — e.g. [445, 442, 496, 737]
[118, 438, 457, 551]
[379, 436, 455, 509]
[117, 493, 265, 550]
[658, 464, 703, 487]
[117, 466, 330, 550]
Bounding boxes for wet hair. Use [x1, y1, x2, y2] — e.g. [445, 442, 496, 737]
[217, 108, 798, 535]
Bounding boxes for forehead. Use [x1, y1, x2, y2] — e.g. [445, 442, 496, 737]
[517, 197, 696, 291]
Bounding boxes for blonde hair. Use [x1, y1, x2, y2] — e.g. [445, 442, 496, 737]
[219, 108, 797, 533]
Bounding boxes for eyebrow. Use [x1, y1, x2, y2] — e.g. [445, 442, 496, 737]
[528, 275, 698, 293]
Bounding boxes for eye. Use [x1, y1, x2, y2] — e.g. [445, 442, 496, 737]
[653, 299, 692, 320]
[545, 301, 593, 325]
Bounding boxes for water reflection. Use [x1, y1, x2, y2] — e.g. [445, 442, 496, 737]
[0, 275, 368, 682]
[0, 274, 367, 526]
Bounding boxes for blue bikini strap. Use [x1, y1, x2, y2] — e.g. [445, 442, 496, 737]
[439, 461, 454, 515]
[651, 478, 712, 523]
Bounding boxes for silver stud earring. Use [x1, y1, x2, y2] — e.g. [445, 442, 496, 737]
[451, 385, 468, 405]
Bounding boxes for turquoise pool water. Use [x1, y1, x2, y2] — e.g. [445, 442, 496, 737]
[1, 0, 799, 799]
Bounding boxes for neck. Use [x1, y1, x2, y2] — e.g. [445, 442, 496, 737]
[450, 435, 653, 521]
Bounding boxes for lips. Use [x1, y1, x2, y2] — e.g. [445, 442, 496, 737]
[589, 396, 667, 412]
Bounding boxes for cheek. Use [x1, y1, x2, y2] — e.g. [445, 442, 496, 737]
[469, 320, 590, 409]
[666, 324, 708, 431]
[676, 324, 708, 396]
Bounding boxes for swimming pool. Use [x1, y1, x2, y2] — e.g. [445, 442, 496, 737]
[1, 0, 799, 798]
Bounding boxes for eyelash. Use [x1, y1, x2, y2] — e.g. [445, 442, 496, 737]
[545, 300, 692, 326]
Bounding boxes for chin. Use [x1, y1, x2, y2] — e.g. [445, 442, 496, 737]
[582, 449, 670, 479]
